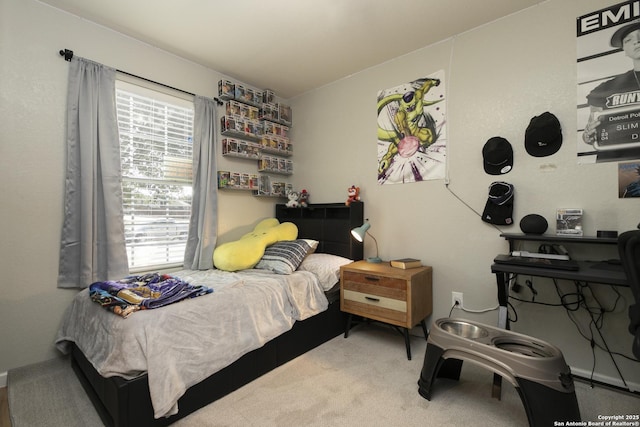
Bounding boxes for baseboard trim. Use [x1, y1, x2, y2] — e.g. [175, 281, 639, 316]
[0, 371, 6, 388]
[571, 366, 640, 394]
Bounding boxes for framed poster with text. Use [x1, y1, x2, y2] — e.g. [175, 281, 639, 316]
[577, 0, 640, 164]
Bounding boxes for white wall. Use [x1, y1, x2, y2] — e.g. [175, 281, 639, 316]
[290, 0, 639, 390]
[1, 0, 638, 392]
[0, 0, 274, 375]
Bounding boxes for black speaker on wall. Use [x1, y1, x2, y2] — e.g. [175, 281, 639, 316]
[520, 214, 548, 235]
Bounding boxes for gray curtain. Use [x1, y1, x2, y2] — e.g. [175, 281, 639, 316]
[184, 96, 218, 270]
[57, 57, 129, 288]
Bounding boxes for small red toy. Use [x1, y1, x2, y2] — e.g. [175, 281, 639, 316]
[299, 189, 309, 207]
[346, 185, 360, 206]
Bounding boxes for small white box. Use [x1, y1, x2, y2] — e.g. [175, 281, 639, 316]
[556, 208, 583, 236]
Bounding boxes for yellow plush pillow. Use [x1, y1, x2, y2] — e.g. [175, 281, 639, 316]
[213, 218, 298, 271]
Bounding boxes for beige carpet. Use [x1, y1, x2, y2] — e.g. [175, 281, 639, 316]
[9, 324, 639, 427]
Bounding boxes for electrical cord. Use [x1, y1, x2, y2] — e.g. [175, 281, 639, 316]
[509, 294, 566, 307]
[563, 307, 639, 363]
[448, 299, 498, 317]
[443, 180, 508, 235]
[509, 275, 581, 307]
[525, 279, 537, 302]
[461, 304, 500, 313]
[448, 301, 458, 317]
[585, 282, 625, 317]
[559, 288, 638, 363]
[509, 272, 523, 293]
[509, 277, 637, 389]
[578, 281, 629, 388]
[553, 280, 584, 311]
[507, 301, 518, 324]
[589, 334, 597, 386]
[444, 182, 482, 219]
[562, 281, 602, 385]
[509, 275, 640, 363]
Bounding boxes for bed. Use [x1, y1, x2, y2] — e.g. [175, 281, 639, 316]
[55, 202, 364, 427]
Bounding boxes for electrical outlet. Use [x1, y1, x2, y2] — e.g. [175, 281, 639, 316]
[452, 292, 463, 308]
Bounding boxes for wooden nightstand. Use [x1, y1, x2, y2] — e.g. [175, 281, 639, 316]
[340, 260, 433, 360]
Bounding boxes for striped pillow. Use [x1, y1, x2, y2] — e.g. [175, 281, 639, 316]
[255, 240, 315, 274]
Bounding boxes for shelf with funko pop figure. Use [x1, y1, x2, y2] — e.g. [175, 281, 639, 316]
[217, 170, 291, 199]
[218, 79, 294, 198]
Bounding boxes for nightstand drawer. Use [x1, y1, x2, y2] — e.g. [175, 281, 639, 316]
[342, 270, 408, 324]
[342, 271, 407, 300]
[341, 291, 408, 325]
[342, 289, 407, 312]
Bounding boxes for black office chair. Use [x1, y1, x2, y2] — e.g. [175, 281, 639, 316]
[618, 230, 640, 360]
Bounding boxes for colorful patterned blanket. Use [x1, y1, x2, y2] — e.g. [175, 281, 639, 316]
[89, 273, 213, 318]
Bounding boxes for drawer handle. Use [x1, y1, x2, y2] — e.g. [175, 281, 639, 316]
[364, 276, 380, 282]
[365, 296, 380, 302]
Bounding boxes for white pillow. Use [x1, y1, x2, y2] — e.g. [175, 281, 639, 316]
[298, 253, 353, 291]
[300, 239, 319, 253]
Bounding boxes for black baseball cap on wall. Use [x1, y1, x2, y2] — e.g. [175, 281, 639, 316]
[481, 181, 514, 226]
[525, 112, 562, 157]
[482, 137, 513, 175]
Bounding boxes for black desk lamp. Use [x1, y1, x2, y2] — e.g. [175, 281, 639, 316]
[351, 219, 382, 263]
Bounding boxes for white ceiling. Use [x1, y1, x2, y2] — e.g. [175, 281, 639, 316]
[40, 0, 544, 99]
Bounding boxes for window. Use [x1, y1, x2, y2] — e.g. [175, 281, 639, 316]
[115, 80, 195, 271]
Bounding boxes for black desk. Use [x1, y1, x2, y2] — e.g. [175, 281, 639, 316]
[489, 234, 628, 398]
[492, 233, 627, 329]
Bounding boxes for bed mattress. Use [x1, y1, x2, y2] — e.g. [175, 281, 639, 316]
[55, 268, 329, 419]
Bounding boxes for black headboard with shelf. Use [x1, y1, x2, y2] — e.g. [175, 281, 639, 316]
[276, 202, 364, 261]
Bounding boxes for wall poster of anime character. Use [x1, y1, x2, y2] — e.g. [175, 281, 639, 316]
[577, 1, 640, 164]
[377, 70, 446, 184]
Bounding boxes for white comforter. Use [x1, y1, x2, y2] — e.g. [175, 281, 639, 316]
[55, 268, 329, 419]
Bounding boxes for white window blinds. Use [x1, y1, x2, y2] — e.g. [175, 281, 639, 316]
[115, 80, 194, 271]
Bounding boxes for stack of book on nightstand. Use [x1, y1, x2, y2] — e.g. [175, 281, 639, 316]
[390, 258, 422, 269]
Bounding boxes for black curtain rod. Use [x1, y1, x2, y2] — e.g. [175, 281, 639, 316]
[59, 49, 222, 105]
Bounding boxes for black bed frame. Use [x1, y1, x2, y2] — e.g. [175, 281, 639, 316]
[71, 202, 364, 427]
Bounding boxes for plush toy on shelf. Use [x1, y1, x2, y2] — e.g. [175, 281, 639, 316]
[286, 190, 300, 208]
[299, 189, 309, 207]
[346, 185, 360, 206]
